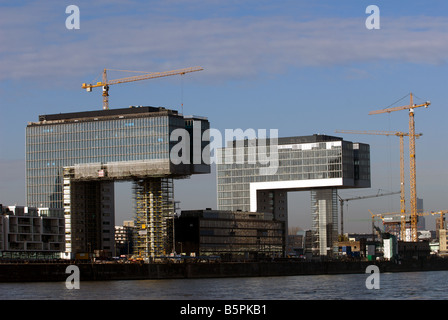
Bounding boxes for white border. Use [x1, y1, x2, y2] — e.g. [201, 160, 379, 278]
[249, 178, 343, 212]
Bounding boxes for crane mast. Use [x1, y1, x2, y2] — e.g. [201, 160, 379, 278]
[335, 129, 422, 240]
[368, 93, 430, 242]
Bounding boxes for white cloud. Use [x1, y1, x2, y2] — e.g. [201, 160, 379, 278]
[1, 3, 447, 83]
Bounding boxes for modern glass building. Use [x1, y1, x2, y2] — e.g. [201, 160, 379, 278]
[26, 106, 210, 258]
[216, 134, 370, 256]
[26, 107, 209, 208]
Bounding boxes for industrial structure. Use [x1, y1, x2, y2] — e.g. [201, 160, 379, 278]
[337, 189, 400, 236]
[21, 82, 444, 263]
[370, 198, 425, 241]
[335, 129, 422, 240]
[369, 93, 430, 242]
[216, 134, 371, 256]
[26, 106, 210, 259]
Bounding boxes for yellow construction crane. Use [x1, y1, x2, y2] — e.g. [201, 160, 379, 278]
[82, 66, 204, 110]
[369, 209, 447, 241]
[368, 209, 394, 241]
[435, 211, 447, 230]
[335, 129, 422, 241]
[369, 209, 412, 240]
[369, 93, 430, 242]
[425, 210, 448, 231]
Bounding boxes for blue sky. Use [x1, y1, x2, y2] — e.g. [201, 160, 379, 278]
[1, 0, 448, 232]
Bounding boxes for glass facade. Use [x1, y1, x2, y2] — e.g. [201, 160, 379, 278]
[217, 135, 370, 212]
[173, 210, 285, 260]
[26, 109, 186, 209]
[216, 134, 370, 256]
[26, 107, 210, 257]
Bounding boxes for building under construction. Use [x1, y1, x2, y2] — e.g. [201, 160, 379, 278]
[26, 106, 210, 259]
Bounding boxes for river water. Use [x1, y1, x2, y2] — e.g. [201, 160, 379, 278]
[0, 270, 447, 300]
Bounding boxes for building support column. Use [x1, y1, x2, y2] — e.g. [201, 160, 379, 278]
[63, 167, 115, 258]
[311, 188, 338, 257]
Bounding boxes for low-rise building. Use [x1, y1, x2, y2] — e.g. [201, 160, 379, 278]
[0, 205, 65, 259]
[172, 209, 285, 260]
[398, 240, 431, 259]
[338, 240, 362, 258]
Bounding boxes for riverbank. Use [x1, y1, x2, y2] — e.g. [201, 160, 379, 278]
[2, 258, 448, 282]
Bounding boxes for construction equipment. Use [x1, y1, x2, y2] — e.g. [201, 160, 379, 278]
[82, 66, 204, 110]
[338, 190, 399, 235]
[369, 93, 430, 242]
[424, 210, 448, 233]
[367, 209, 388, 241]
[433, 210, 448, 230]
[335, 130, 422, 240]
[369, 209, 408, 240]
[369, 209, 447, 241]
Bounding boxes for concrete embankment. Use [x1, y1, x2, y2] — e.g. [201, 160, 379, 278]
[1, 259, 448, 282]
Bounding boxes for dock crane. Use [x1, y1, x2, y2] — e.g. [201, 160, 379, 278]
[82, 66, 204, 110]
[338, 190, 400, 235]
[369, 93, 430, 242]
[335, 129, 422, 241]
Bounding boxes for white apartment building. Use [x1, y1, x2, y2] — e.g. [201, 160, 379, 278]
[0, 204, 65, 259]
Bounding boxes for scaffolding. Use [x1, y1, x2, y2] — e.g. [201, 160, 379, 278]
[72, 160, 173, 181]
[133, 177, 174, 258]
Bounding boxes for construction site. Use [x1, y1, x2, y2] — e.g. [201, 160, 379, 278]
[332, 93, 448, 261]
[23, 67, 210, 260]
[0, 61, 440, 271]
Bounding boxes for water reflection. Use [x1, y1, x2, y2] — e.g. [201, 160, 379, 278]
[1, 271, 448, 300]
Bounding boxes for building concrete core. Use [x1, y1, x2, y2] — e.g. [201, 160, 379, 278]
[26, 106, 210, 259]
[217, 134, 370, 256]
[311, 189, 338, 256]
[64, 180, 115, 255]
